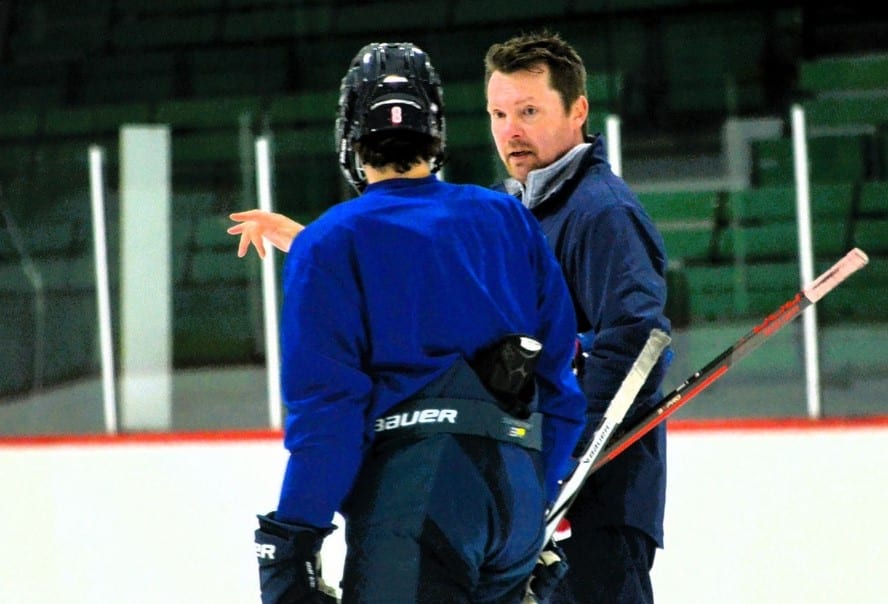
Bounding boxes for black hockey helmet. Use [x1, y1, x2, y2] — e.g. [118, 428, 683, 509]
[335, 42, 446, 192]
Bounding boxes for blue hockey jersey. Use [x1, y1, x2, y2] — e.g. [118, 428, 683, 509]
[275, 175, 586, 529]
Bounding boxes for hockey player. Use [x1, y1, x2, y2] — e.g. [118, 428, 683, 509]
[250, 42, 586, 603]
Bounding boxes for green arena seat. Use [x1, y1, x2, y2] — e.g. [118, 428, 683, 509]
[730, 184, 855, 223]
[0, 262, 30, 293]
[752, 135, 869, 185]
[638, 189, 723, 262]
[441, 146, 500, 187]
[334, 1, 436, 33]
[156, 95, 261, 130]
[188, 248, 251, 284]
[190, 46, 289, 97]
[0, 109, 40, 140]
[859, 181, 888, 216]
[586, 72, 624, 112]
[816, 256, 888, 322]
[587, 111, 610, 137]
[803, 96, 888, 131]
[92, 102, 154, 134]
[445, 115, 493, 149]
[44, 107, 97, 137]
[222, 5, 332, 40]
[194, 214, 239, 250]
[799, 53, 888, 95]
[267, 91, 340, 126]
[853, 218, 888, 255]
[683, 264, 735, 322]
[111, 13, 219, 50]
[272, 126, 336, 158]
[172, 130, 243, 163]
[444, 81, 486, 116]
[20, 220, 79, 257]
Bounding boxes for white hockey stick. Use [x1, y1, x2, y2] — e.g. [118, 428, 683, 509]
[544, 328, 672, 544]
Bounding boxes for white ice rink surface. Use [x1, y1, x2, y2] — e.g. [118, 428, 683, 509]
[0, 423, 885, 604]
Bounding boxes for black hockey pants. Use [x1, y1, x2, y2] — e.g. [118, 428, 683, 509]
[339, 360, 547, 603]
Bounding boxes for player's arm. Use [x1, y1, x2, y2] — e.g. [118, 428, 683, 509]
[255, 233, 369, 603]
[227, 209, 305, 258]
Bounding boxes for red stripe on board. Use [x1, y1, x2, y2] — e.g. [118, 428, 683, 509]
[668, 415, 888, 433]
[1, 416, 887, 448]
[0, 429, 282, 448]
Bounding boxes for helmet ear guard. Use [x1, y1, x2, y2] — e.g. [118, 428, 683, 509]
[335, 42, 447, 193]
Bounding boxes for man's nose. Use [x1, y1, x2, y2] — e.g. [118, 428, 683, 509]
[502, 116, 523, 138]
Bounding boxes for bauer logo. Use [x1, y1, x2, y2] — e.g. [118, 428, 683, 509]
[375, 408, 457, 431]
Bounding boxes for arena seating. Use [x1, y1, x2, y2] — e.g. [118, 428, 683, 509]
[1, 1, 886, 396]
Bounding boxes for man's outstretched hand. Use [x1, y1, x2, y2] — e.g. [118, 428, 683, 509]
[227, 209, 305, 258]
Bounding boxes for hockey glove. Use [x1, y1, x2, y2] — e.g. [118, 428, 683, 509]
[525, 540, 569, 604]
[472, 333, 542, 418]
[254, 512, 338, 604]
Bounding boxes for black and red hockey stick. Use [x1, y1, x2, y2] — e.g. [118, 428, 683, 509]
[586, 247, 870, 477]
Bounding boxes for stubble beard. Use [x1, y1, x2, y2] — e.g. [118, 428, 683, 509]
[504, 146, 538, 183]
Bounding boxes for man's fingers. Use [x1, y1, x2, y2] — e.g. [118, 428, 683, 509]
[252, 234, 267, 258]
[241, 231, 266, 258]
[231, 210, 280, 227]
[237, 233, 250, 258]
[229, 209, 264, 222]
[230, 211, 286, 259]
[232, 223, 267, 258]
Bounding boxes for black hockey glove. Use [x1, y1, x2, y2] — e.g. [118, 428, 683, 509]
[472, 333, 542, 418]
[254, 512, 338, 604]
[525, 540, 569, 604]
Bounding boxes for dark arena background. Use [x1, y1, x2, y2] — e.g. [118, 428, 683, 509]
[0, 2, 886, 603]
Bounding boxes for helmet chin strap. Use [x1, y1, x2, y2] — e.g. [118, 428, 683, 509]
[354, 155, 366, 187]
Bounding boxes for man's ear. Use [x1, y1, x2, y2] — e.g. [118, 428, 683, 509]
[571, 95, 589, 131]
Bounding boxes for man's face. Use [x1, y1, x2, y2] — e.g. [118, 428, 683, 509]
[486, 64, 588, 184]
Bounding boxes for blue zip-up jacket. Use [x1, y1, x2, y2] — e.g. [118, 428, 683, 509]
[275, 175, 587, 529]
[496, 136, 671, 546]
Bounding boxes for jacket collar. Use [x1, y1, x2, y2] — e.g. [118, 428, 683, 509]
[504, 135, 606, 210]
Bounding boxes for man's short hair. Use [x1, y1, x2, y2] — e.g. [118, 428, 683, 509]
[354, 131, 443, 175]
[484, 30, 587, 114]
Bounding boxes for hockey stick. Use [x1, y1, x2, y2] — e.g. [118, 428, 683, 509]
[586, 247, 870, 479]
[544, 328, 672, 544]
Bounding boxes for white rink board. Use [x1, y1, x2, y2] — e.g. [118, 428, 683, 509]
[652, 426, 888, 604]
[0, 426, 885, 604]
